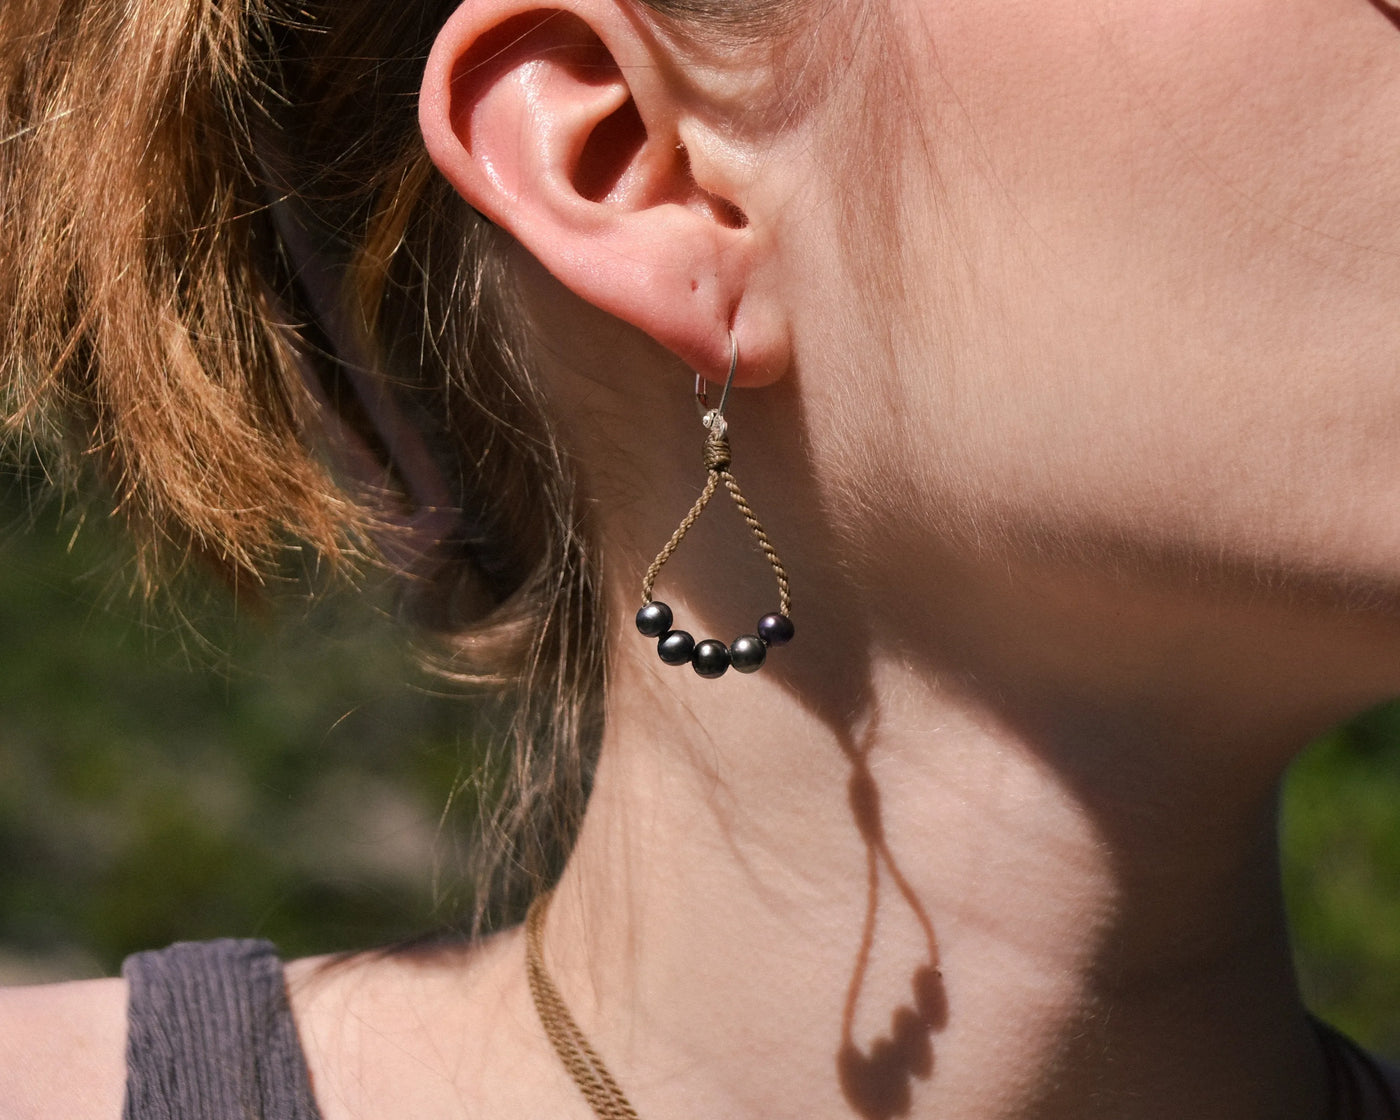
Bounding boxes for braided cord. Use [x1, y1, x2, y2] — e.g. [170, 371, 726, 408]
[641, 425, 791, 617]
[718, 468, 791, 616]
[641, 471, 721, 604]
[526, 892, 641, 1120]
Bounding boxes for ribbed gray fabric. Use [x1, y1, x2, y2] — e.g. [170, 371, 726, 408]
[122, 939, 323, 1120]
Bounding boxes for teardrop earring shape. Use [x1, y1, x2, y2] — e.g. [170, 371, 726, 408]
[636, 333, 793, 679]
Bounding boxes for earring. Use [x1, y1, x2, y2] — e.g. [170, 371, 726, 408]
[635, 332, 794, 679]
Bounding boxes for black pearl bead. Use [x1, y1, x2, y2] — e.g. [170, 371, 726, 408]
[691, 639, 731, 679]
[757, 613, 795, 647]
[636, 601, 673, 638]
[730, 634, 767, 674]
[657, 630, 695, 666]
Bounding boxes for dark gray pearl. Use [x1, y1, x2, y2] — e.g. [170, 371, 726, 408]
[730, 634, 767, 673]
[691, 639, 731, 679]
[757, 613, 795, 646]
[636, 601, 673, 638]
[657, 630, 695, 666]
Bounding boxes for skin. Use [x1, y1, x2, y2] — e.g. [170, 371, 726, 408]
[5, 0, 1400, 1117]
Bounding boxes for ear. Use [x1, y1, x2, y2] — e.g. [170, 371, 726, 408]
[419, 2, 788, 385]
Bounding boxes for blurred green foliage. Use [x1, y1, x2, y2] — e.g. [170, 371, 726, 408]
[0, 464, 1396, 1060]
[1283, 707, 1400, 1059]
[0, 465, 478, 971]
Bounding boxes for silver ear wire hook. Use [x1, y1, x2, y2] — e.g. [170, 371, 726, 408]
[695, 330, 739, 429]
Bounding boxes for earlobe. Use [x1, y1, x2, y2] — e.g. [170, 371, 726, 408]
[418, 1, 788, 384]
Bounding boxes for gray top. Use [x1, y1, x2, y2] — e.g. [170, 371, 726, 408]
[122, 940, 323, 1120]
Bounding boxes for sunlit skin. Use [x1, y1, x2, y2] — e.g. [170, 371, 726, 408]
[5, 1, 1400, 1118]
[854, 0, 1400, 628]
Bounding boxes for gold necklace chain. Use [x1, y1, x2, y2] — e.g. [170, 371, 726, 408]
[525, 890, 641, 1120]
[526, 889, 1397, 1120]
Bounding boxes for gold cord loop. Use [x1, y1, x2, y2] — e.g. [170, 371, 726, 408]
[639, 415, 792, 620]
[636, 334, 794, 677]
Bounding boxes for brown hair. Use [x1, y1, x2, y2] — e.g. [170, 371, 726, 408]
[0, 0, 808, 930]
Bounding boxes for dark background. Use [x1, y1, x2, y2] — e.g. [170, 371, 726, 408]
[1, 466, 1396, 1059]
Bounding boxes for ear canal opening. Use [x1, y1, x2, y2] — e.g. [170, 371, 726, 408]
[716, 199, 749, 230]
[574, 110, 751, 229]
[676, 144, 748, 230]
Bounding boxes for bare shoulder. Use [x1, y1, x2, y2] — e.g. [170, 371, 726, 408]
[285, 932, 529, 1120]
[0, 978, 127, 1120]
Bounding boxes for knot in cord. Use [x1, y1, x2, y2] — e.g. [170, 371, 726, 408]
[703, 428, 732, 472]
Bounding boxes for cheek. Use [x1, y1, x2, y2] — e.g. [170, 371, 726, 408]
[864, 0, 1400, 579]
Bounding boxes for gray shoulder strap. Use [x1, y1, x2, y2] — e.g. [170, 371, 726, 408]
[122, 939, 322, 1120]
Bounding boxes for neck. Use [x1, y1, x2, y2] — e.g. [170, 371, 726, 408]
[543, 571, 1347, 1120]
